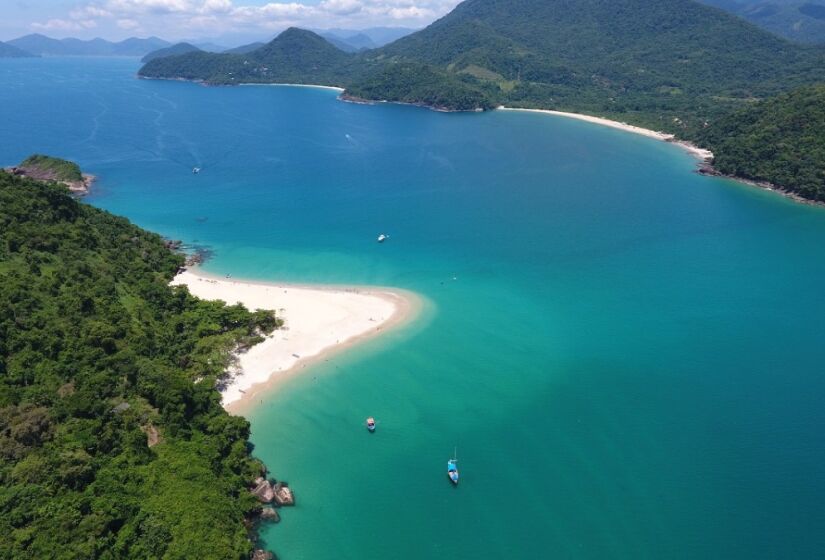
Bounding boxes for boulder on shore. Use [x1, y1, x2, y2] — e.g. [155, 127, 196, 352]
[259, 506, 280, 522]
[251, 477, 275, 503]
[251, 550, 273, 560]
[272, 482, 295, 506]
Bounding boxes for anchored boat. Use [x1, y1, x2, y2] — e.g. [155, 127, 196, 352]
[447, 448, 459, 485]
[377, 233, 388, 243]
[366, 417, 376, 432]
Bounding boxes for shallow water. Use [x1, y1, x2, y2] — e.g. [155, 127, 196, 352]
[3, 57, 825, 559]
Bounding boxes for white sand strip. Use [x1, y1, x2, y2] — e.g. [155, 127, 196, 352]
[497, 107, 714, 161]
[172, 269, 414, 409]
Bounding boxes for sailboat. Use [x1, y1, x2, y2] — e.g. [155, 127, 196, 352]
[447, 448, 459, 485]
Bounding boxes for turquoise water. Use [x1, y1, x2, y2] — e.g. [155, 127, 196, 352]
[3, 57, 825, 558]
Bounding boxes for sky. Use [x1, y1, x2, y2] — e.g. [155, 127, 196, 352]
[0, 0, 461, 42]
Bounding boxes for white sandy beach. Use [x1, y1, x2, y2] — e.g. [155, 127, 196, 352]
[239, 83, 345, 92]
[497, 107, 714, 161]
[172, 269, 414, 410]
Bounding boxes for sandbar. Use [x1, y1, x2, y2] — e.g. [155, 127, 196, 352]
[172, 269, 417, 411]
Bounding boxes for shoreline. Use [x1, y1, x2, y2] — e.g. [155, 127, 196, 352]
[171, 268, 421, 413]
[497, 106, 714, 161]
[239, 83, 344, 92]
[135, 75, 819, 207]
[498, 107, 825, 209]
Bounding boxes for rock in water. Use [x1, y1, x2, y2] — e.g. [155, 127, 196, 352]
[259, 506, 280, 522]
[251, 477, 276, 503]
[272, 482, 295, 506]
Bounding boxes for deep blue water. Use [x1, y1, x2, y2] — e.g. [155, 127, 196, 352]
[3, 57, 825, 559]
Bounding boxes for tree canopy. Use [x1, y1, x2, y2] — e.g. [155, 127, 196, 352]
[699, 84, 825, 201]
[0, 170, 280, 559]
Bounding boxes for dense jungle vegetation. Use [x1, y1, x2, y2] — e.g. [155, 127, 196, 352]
[0, 171, 280, 559]
[698, 85, 825, 201]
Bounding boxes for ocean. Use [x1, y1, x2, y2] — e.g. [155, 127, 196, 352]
[2, 57, 825, 559]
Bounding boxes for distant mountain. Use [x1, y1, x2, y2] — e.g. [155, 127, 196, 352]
[698, 0, 825, 43]
[223, 42, 265, 54]
[322, 27, 417, 47]
[0, 41, 36, 58]
[193, 42, 227, 53]
[698, 84, 825, 201]
[319, 34, 359, 53]
[115, 36, 171, 56]
[140, 28, 355, 85]
[142, 42, 202, 63]
[7, 34, 170, 56]
[317, 31, 376, 52]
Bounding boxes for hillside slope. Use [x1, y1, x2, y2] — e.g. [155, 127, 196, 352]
[698, 85, 825, 201]
[371, 0, 825, 132]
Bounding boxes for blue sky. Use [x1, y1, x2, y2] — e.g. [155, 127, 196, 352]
[1, 0, 459, 42]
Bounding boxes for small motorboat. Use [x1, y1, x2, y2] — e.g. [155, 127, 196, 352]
[377, 233, 388, 243]
[366, 417, 376, 432]
[447, 448, 459, 485]
[192, 167, 201, 174]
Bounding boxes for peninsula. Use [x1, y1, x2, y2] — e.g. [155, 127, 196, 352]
[6, 154, 95, 195]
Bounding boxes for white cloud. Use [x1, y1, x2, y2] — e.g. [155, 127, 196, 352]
[32, 18, 98, 31]
[117, 18, 141, 29]
[31, 0, 461, 39]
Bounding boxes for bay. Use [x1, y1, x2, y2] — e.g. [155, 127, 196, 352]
[2, 57, 825, 559]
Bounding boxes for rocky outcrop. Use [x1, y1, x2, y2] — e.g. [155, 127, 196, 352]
[259, 506, 280, 522]
[272, 482, 295, 506]
[251, 550, 273, 560]
[250, 477, 295, 505]
[251, 477, 276, 503]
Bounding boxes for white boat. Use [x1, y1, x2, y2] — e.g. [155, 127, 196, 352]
[192, 167, 201, 174]
[377, 233, 388, 243]
[447, 448, 459, 485]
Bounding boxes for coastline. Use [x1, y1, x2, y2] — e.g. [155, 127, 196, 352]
[498, 107, 825, 209]
[171, 268, 420, 413]
[239, 83, 344, 92]
[135, 75, 819, 207]
[497, 106, 714, 161]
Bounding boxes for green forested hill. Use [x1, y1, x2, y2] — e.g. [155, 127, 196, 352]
[372, 0, 825, 133]
[698, 85, 825, 201]
[0, 171, 279, 558]
[140, 28, 357, 86]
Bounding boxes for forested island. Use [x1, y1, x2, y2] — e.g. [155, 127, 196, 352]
[138, 0, 825, 203]
[5, 155, 95, 195]
[0, 169, 282, 558]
